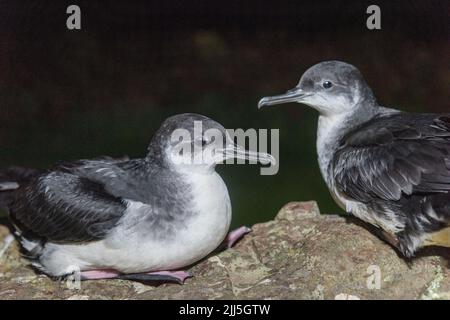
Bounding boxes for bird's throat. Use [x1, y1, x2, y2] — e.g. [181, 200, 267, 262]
[316, 114, 349, 184]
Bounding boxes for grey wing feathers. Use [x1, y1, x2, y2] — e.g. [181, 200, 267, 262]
[56, 158, 149, 202]
[10, 163, 129, 243]
[333, 113, 450, 202]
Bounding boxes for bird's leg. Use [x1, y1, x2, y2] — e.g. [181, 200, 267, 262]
[424, 227, 450, 248]
[79, 269, 192, 284]
[80, 269, 121, 280]
[118, 270, 193, 284]
[219, 226, 252, 250]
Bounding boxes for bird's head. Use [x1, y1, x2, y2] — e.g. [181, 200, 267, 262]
[148, 113, 274, 172]
[258, 61, 375, 116]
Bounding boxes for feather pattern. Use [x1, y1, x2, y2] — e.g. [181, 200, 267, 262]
[331, 113, 450, 255]
[10, 161, 129, 242]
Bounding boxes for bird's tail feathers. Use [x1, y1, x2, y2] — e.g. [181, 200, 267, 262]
[0, 166, 41, 210]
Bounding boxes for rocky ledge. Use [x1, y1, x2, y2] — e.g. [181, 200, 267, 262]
[0, 201, 448, 300]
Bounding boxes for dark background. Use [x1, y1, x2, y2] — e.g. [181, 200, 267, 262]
[0, 1, 448, 227]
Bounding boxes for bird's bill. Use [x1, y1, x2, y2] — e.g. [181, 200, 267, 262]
[221, 143, 275, 165]
[258, 87, 309, 109]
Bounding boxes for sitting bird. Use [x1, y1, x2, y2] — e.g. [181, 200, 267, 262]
[258, 60, 449, 257]
[0, 113, 274, 283]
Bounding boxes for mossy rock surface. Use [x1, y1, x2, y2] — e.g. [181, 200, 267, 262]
[0, 201, 448, 300]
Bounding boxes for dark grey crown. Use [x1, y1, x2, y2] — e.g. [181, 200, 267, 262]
[147, 113, 227, 164]
[298, 60, 375, 103]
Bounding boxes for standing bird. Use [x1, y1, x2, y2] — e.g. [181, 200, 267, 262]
[0, 113, 274, 283]
[259, 61, 449, 257]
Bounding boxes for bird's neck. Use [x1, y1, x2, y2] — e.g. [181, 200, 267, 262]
[316, 114, 347, 184]
[316, 103, 381, 185]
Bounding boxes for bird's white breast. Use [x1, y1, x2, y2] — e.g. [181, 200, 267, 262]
[316, 114, 348, 184]
[317, 114, 406, 234]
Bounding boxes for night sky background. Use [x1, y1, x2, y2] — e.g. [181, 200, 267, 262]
[0, 1, 448, 226]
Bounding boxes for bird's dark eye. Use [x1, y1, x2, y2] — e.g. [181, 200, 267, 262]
[201, 137, 212, 146]
[322, 81, 333, 89]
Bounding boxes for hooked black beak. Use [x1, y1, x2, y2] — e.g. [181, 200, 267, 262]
[258, 87, 309, 109]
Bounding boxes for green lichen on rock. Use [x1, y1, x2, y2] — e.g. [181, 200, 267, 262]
[0, 201, 448, 300]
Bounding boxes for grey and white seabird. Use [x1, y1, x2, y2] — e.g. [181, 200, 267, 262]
[259, 60, 450, 257]
[0, 113, 274, 283]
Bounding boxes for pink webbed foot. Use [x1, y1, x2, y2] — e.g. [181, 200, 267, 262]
[80, 269, 120, 280]
[80, 269, 192, 284]
[222, 226, 252, 249]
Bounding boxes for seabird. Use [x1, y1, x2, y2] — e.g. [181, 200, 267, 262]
[0, 113, 274, 283]
[259, 60, 450, 257]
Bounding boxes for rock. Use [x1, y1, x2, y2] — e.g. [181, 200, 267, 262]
[276, 201, 321, 221]
[334, 293, 361, 300]
[66, 294, 90, 300]
[0, 202, 448, 300]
